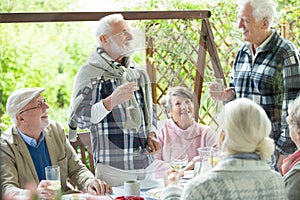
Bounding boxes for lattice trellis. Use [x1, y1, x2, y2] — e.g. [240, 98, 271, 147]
[136, 18, 225, 128]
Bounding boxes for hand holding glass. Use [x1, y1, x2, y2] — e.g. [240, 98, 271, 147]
[209, 78, 225, 101]
[121, 69, 138, 110]
[45, 165, 61, 193]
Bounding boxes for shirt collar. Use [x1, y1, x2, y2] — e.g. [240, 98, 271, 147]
[227, 153, 261, 160]
[256, 29, 275, 53]
[17, 128, 45, 148]
[246, 29, 275, 56]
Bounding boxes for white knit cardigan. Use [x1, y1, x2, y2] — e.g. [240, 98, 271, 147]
[161, 158, 288, 200]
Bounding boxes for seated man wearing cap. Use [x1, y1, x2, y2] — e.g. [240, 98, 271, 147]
[0, 88, 112, 199]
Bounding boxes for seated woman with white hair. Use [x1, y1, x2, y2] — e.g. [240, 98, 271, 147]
[282, 95, 300, 200]
[161, 98, 287, 200]
[153, 86, 217, 178]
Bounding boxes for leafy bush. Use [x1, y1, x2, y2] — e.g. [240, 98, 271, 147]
[0, 0, 298, 129]
[0, 22, 95, 127]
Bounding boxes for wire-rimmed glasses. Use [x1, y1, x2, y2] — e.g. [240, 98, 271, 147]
[18, 98, 47, 114]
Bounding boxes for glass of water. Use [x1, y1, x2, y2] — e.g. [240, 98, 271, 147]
[45, 165, 61, 196]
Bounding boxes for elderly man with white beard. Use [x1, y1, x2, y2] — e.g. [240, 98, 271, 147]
[68, 14, 160, 187]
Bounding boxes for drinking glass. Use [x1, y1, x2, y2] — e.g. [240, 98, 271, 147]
[45, 165, 61, 195]
[121, 68, 138, 110]
[170, 144, 188, 171]
[206, 78, 225, 118]
[210, 78, 225, 94]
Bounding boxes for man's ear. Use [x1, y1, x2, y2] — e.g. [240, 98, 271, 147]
[263, 17, 269, 29]
[15, 114, 24, 122]
[100, 35, 107, 43]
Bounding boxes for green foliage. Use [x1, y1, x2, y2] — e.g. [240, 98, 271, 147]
[0, 0, 97, 129]
[0, 21, 95, 127]
[0, 0, 298, 128]
[122, 0, 299, 122]
[0, 0, 74, 12]
[276, 4, 299, 48]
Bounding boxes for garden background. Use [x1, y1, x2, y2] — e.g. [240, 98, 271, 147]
[0, 0, 299, 133]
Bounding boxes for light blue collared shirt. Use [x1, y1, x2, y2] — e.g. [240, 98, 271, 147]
[17, 128, 45, 148]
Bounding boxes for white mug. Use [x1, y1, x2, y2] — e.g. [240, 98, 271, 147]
[124, 180, 140, 197]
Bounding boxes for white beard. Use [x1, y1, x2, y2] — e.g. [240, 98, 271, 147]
[109, 38, 134, 59]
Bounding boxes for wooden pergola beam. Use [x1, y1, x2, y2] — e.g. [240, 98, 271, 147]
[0, 10, 211, 23]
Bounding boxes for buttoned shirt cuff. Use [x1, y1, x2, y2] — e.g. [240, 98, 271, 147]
[91, 101, 111, 124]
[149, 124, 157, 134]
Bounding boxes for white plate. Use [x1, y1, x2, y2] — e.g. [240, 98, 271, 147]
[140, 179, 162, 190]
[145, 188, 162, 200]
[183, 170, 194, 179]
[61, 194, 88, 200]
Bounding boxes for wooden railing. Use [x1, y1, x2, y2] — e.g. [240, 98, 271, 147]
[0, 11, 211, 23]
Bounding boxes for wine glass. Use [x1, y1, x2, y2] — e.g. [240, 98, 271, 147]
[170, 144, 188, 171]
[121, 68, 138, 110]
[208, 78, 225, 114]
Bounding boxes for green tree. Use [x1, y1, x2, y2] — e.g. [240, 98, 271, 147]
[0, 0, 95, 128]
[0, 0, 298, 129]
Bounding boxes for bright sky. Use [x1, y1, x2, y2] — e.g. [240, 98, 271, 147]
[75, 0, 208, 11]
[76, 0, 140, 11]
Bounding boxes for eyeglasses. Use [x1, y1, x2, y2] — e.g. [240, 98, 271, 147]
[18, 98, 47, 114]
[109, 30, 132, 39]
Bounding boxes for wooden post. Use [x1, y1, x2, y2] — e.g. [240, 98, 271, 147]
[194, 19, 225, 121]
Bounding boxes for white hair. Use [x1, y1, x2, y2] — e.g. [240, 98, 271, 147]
[287, 95, 300, 135]
[161, 86, 194, 117]
[237, 0, 277, 26]
[94, 14, 125, 45]
[221, 98, 274, 160]
[11, 116, 17, 126]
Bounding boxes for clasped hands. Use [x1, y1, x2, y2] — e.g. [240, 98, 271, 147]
[37, 179, 112, 200]
[163, 169, 184, 187]
[87, 178, 112, 196]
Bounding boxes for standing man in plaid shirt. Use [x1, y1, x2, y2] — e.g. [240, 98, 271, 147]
[68, 14, 160, 186]
[210, 0, 300, 173]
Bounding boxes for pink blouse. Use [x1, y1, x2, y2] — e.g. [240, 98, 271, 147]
[153, 118, 217, 177]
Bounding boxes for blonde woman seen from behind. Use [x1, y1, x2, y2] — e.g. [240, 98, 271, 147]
[161, 98, 287, 200]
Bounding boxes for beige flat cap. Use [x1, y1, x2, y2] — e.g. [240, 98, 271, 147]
[6, 88, 45, 118]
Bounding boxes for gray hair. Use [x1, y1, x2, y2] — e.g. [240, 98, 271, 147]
[287, 95, 300, 135]
[237, 0, 277, 26]
[221, 98, 274, 160]
[161, 86, 194, 116]
[11, 117, 17, 126]
[94, 14, 125, 45]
